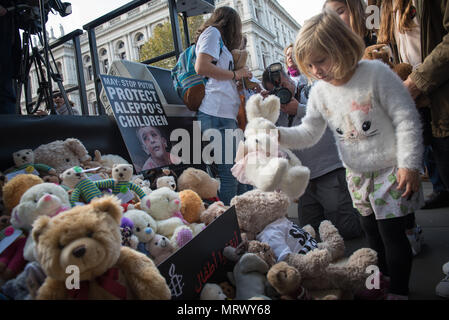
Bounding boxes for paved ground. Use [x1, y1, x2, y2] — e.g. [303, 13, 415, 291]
[288, 181, 449, 300]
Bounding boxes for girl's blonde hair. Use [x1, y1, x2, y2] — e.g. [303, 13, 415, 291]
[294, 9, 365, 81]
[374, 0, 416, 44]
[323, 0, 369, 39]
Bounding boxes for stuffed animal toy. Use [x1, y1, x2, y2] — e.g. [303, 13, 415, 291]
[95, 164, 146, 202]
[123, 209, 157, 257]
[266, 261, 311, 300]
[2, 174, 43, 214]
[81, 150, 112, 177]
[145, 234, 175, 266]
[231, 49, 260, 91]
[247, 240, 276, 268]
[232, 94, 310, 200]
[132, 176, 152, 195]
[33, 138, 91, 176]
[200, 283, 228, 300]
[179, 189, 205, 224]
[177, 167, 220, 206]
[1, 183, 69, 280]
[140, 187, 194, 249]
[5, 149, 56, 177]
[231, 190, 344, 279]
[223, 247, 272, 300]
[200, 201, 228, 226]
[60, 167, 103, 206]
[94, 150, 130, 169]
[120, 217, 138, 250]
[0, 215, 11, 231]
[0, 171, 6, 197]
[144, 168, 178, 191]
[11, 183, 70, 262]
[156, 175, 177, 191]
[32, 195, 172, 300]
[1, 261, 46, 300]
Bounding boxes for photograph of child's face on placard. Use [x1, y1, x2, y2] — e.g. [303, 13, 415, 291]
[134, 126, 176, 173]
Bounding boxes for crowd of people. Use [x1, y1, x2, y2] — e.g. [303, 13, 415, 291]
[194, 1, 448, 300]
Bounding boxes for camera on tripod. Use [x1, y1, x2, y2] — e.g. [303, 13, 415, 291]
[266, 62, 292, 105]
[14, 0, 72, 34]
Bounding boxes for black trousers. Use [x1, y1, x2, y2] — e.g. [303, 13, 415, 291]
[360, 213, 413, 296]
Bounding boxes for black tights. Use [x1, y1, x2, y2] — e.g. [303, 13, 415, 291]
[359, 214, 413, 296]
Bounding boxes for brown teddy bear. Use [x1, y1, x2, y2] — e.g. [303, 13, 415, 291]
[177, 168, 220, 206]
[179, 189, 205, 224]
[32, 195, 172, 300]
[2, 174, 43, 214]
[33, 138, 91, 176]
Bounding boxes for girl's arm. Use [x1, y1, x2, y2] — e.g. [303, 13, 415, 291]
[375, 62, 424, 172]
[278, 88, 327, 150]
[195, 53, 251, 80]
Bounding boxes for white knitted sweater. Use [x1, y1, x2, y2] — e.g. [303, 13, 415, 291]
[278, 60, 423, 173]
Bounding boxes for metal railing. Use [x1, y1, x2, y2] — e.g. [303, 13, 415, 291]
[81, 0, 188, 115]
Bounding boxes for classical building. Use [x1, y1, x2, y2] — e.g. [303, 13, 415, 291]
[22, 0, 300, 115]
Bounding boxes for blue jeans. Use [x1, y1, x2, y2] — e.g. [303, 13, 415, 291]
[197, 111, 248, 205]
[423, 145, 446, 193]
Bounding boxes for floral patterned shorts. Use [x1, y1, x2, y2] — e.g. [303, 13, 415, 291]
[346, 167, 424, 220]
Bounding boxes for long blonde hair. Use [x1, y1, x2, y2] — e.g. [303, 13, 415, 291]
[294, 9, 365, 81]
[324, 0, 369, 38]
[375, 0, 416, 44]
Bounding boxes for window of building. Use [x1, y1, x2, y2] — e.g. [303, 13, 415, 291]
[83, 55, 93, 82]
[116, 41, 126, 60]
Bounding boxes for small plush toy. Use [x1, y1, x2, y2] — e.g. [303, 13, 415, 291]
[144, 168, 178, 191]
[363, 44, 413, 80]
[179, 189, 205, 224]
[267, 261, 311, 300]
[231, 49, 261, 91]
[177, 168, 220, 206]
[2, 174, 43, 214]
[140, 187, 194, 249]
[223, 248, 271, 300]
[232, 94, 310, 200]
[123, 209, 158, 257]
[34, 138, 92, 176]
[11, 183, 70, 262]
[200, 201, 228, 226]
[95, 150, 130, 169]
[32, 196, 172, 300]
[200, 283, 228, 300]
[5, 149, 56, 177]
[156, 175, 177, 191]
[95, 164, 146, 202]
[0, 183, 69, 280]
[132, 176, 152, 195]
[60, 167, 103, 206]
[247, 240, 276, 268]
[119, 217, 139, 250]
[145, 234, 175, 266]
[81, 150, 112, 177]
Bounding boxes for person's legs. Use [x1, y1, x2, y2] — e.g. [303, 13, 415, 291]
[315, 168, 363, 239]
[431, 136, 449, 191]
[423, 144, 449, 209]
[359, 213, 388, 276]
[377, 216, 413, 297]
[297, 180, 325, 233]
[197, 111, 240, 206]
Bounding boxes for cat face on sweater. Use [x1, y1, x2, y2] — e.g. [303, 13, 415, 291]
[333, 95, 379, 143]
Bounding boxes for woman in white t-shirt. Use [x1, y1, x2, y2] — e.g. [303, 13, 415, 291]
[194, 6, 252, 205]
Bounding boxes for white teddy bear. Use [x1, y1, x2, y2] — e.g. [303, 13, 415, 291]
[232, 94, 310, 200]
[123, 209, 158, 257]
[140, 187, 194, 249]
[11, 183, 71, 261]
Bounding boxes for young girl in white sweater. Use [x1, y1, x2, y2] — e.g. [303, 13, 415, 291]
[278, 10, 424, 300]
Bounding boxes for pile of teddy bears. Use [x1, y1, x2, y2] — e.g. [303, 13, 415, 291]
[0, 92, 379, 300]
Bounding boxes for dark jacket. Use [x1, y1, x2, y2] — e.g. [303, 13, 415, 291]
[411, 0, 449, 138]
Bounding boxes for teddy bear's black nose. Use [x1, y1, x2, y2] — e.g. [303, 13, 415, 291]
[119, 173, 123, 177]
[72, 246, 86, 258]
[22, 156, 27, 160]
[1, 217, 7, 223]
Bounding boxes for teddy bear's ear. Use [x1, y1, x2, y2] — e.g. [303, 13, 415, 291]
[90, 196, 122, 224]
[32, 215, 51, 244]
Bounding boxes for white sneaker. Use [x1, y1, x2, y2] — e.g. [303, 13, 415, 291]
[436, 274, 449, 299]
[443, 261, 449, 275]
[406, 225, 423, 256]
